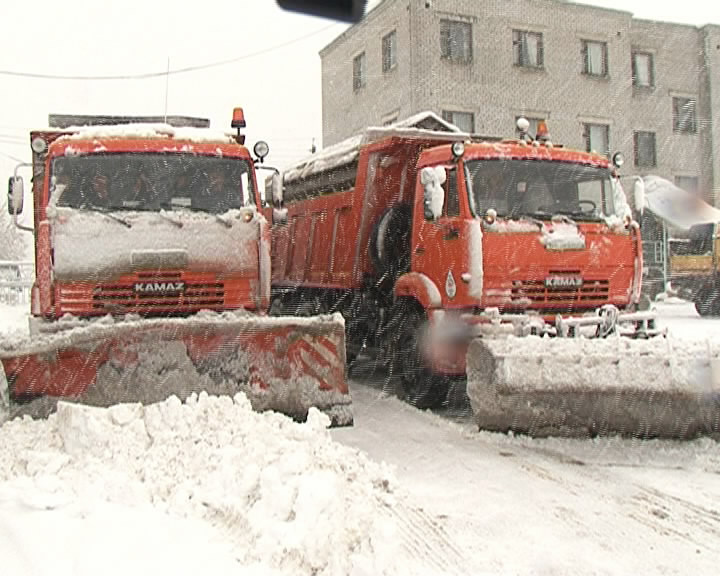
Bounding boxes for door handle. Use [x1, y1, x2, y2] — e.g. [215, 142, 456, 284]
[443, 227, 459, 240]
[415, 246, 425, 254]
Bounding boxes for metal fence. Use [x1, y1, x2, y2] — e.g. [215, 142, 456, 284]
[0, 260, 34, 305]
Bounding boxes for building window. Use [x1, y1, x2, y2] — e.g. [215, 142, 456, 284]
[674, 175, 699, 195]
[634, 131, 657, 168]
[515, 116, 546, 139]
[353, 52, 366, 91]
[440, 19, 472, 63]
[442, 110, 475, 133]
[512, 30, 544, 68]
[583, 123, 610, 157]
[582, 40, 608, 77]
[632, 51, 654, 88]
[673, 97, 697, 134]
[382, 30, 397, 72]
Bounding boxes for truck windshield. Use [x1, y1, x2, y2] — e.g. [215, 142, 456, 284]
[465, 158, 617, 221]
[51, 153, 256, 214]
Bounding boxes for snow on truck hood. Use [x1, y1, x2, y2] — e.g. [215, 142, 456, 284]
[50, 207, 262, 280]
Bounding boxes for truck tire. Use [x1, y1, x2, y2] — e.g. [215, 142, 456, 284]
[370, 205, 411, 279]
[694, 284, 720, 317]
[388, 300, 447, 409]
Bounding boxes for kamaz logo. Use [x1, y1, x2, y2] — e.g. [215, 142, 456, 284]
[544, 276, 583, 288]
[133, 281, 186, 294]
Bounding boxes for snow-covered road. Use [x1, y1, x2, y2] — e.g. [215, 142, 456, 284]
[1, 298, 719, 575]
[335, 364, 720, 574]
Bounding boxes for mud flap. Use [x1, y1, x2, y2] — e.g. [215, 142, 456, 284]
[466, 336, 720, 439]
[0, 312, 352, 426]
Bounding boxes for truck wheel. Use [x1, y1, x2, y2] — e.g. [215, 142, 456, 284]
[0, 363, 9, 425]
[390, 302, 447, 409]
[694, 285, 719, 317]
[370, 205, 411, 279]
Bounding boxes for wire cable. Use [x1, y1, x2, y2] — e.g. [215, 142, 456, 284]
[0, 24, 339, 81]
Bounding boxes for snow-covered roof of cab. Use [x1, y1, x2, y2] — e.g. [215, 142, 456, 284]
[284, 111, 468, 183]
[57, 123, 237, 145]
[642, 175, 720, 230]
[44, 113, 237, 145]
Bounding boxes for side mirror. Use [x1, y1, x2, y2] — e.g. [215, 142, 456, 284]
[271, 172, 284, 206]
[271, 172, 287, 225]
[420, 166, 446, 221]
[633, 177, 645, 220]
[7, 176, 24, 215]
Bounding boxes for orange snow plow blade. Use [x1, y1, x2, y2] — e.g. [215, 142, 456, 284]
[466, 336, 720, 439]
[0, 312, 351, 426]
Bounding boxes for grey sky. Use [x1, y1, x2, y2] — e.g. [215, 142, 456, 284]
[1, 0, 718, 181]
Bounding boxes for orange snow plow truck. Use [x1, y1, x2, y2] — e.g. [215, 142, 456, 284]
[0, 110, 351, 425]
[269, 113, 719, 439]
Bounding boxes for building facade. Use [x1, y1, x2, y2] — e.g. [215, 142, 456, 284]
[320, 0, 720, 205]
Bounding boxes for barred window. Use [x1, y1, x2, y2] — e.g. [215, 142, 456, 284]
[634, 131, 657, 168]
[382, 30, 397, 72]
[673, 97, 697, 134]
[353, 52, 366, 91]
[440, 19, 472, 63]
[513, 30, 544, 68]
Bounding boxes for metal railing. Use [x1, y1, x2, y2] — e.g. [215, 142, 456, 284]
[0, 260, 34, 305]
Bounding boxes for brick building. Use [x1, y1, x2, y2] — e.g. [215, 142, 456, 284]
[319, 0, 720, 205]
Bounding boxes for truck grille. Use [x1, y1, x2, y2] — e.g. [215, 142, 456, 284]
[512, 275, 609, 305]
[91, 272, 224, 313]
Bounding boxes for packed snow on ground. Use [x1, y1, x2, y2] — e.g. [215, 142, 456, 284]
[0, 394, 399, 576]
[0, 301, 29, 340]
[1, 299, 720, 575]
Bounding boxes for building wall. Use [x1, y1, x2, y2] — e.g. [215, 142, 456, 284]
[320, 0, 719, 205]
[321, 0, 414, 145]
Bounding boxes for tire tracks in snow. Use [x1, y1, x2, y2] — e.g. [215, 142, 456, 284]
[381, 496, 472, 576]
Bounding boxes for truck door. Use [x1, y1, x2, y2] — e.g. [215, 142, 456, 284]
[412, 164, 465, 307]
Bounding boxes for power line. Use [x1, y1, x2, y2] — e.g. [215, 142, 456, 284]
[0, 150, 27, 163]
[0, 24, 339, 81]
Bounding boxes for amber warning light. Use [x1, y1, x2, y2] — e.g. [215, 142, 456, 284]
[231, 108, 246, 145]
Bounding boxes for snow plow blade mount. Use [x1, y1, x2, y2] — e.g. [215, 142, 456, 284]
[0, 312, 351, 426]
[466, 337, 720, 439]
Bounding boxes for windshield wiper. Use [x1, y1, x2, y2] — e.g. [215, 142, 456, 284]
[83, 205, 133, 228]
[214, 214, 233, 228]
[504, 208, 547, 229]
[158, 211, 183, 228]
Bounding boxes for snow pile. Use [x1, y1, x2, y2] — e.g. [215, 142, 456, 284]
[0, 393, 399, 576]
